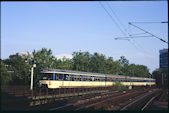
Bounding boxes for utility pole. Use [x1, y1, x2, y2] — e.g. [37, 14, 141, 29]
[30, 64, 36, 90]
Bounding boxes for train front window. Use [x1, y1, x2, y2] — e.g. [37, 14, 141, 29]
[41, 73, 53, 80]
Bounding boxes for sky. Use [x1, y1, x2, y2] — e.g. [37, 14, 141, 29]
[1, 1, 168, 73]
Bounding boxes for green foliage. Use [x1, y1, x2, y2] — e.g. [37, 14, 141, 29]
[0, 62, 12, 85]
[152, 68, 168, 88]
[57, 57, 73, 70]
[112, 81, 127, 91]
[3, 53, 31, 85]
[118, 56, 149, 77]
[1, 48, 151, 87]
[32, 48, 56, 86]
[72, 51, 91, 72]
[72, 51, 121, 74]
[118, 56, 129, 67]
[124, 64, 149, 77]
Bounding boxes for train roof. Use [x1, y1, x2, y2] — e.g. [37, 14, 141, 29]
[40, 68, 120, 77]
[40, 68, 155, 80]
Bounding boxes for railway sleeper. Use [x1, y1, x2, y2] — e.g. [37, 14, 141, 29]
[75, 89, 149, 110]
[120, 89, 162, 110]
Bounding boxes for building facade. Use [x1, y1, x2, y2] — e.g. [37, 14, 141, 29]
[159, 49, 168, 70]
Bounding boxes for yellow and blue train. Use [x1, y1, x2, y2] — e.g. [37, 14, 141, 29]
[39, 68, 155, 89]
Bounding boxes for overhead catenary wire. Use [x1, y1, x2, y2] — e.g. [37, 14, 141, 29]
[100, 3, 166, 71]
[129, 21, 168, 24]
[98, 1, 162, 57]
[132, 38, 153, 55]
[129, 22, 169, 44]
[129, 32, 147, 36]
[128, 39, 142, 51]
[104, 3, 151, 51]
[99, 1, 127, 36]
[106, 2, 128, 34]
[113, 19, 156, 56]
[100, 2, 149, 52]
[126, 23, 160, 56]
[115, 36, 153, 40]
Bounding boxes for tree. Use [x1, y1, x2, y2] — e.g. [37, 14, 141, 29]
[152, 68, 168, 88]
[118, 56, 129, 75]
[125, 64, 149, 77]
[72, 51, 91, 72]
[104, 57, 120, 74]
[0, 62, 12, 85]
[90, 52, 106, 73]
[57, 57, 73, 70]
[118, 56, 129, 67]
[32, 48, 56, 87]
[3, 53, 31, 85]
[1, 48, 152, 87]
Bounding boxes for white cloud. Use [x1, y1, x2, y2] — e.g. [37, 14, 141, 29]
[55, 53, 73, 59]
[19, 51, 33, 57]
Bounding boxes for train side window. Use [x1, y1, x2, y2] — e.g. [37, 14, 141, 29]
[83, 76, 87, 81]
[47, 74, 53, 80]
[89, 76, 91, 81]
[97, 77, 100, 81]
[78, 75, 80, 81]
[52, 73, 56, 80]
[67, 74, 70, 81]
[56, 73, 59, 80]
[63, 74, 66, 80]
[90, 76, 92, 81]
[74, 75, 79, 81]
[64, 74, 69, 81]
[79, 75, 82, 81]
[100, 77, 102, 81]
[96, 77, 99, 81]
[81, 75, 84, 81]
[89, 76, 92, 81]
[92, 76, 95, 81]
[76, 76, 79, 81]
[71, 75, 75, 81]
[86, 76, 88, 81]
[104, 77, 106, 81]
[59, 74, 63, 80]
[73, 75, 76, 81]
[75, 75, 78, 81]
[85, 76, 87, 81]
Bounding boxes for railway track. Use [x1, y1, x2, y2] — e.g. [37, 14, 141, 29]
[2, 86, 109, 110]
[2, 86, 163, 111]
[119, 89, 162, 110]
[48, 88, 155, 111]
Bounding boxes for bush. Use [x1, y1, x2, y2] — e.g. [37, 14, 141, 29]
[112, 81, 127, 91]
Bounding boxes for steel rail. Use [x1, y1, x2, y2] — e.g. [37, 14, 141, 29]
[120, 89, 160, 111]
[48, 104, 73, 111]
[141, 95, 157, 110]
[75, 89, 150, 110]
